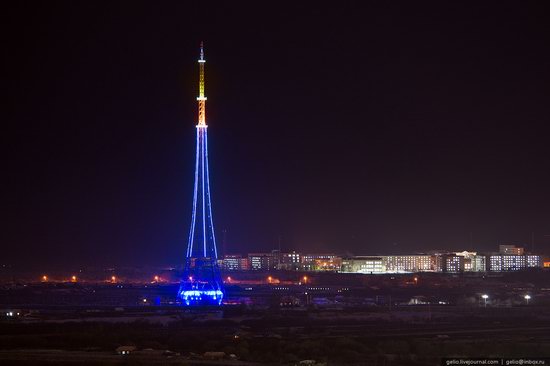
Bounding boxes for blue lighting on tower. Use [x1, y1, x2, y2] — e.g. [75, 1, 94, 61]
[178, 42, 224, 306]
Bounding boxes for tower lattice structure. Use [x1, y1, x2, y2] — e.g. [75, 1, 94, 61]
[178, 42, 223, 306]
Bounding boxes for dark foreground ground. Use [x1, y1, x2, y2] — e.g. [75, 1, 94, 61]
[1, 305, 550, 365]
[1, 271, 550, 365]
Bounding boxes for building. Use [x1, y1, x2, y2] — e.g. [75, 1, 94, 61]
[279, 251, 301, 270]
[444, 255, 464, 273]
[526, 255, 542, 268]
[222, 255, 250, 271]
[430, 253, 445, 272]
[455, 251, 486, 272]
[341, 257, 385, 274]
[301, 254, 341, 271]
[499, 245, 524, 255]
[488, 254, 542, 271]
[248, 252, 279, 271]
[313, 256, 342, 271]
[384, 255, 433, 273]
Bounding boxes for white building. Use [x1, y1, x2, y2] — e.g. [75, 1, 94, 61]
[384, 255, 433, 273]
[488, 254, 542, 271]
[455, 251, 486, 272]
[341, 257, 385, 274]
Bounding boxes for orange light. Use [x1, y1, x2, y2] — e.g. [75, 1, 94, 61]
[154, 275, 160, 282]
[303, 276, 308, 283]
[42, 275, 48, 282]
[544, 262, 550, 268]
[71, 275, 77, 282]
[111, 276, 116, 282]
[267, 276, 272, 283]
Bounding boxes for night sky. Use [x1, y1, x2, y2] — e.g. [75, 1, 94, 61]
[3, 2, 550, 267]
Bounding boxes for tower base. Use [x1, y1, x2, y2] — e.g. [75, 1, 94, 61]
[177, 280, 224, 306]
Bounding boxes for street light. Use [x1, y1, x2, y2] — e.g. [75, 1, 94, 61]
[524, 294, 531, 305]
[481, 294, 489, 307]
[303, 276, 308, 284]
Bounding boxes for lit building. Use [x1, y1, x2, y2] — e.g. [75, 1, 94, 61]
[312, 257, 342, 271]
[526, 255, 542, 268]
[499, 245, 524, 255]
[248, 252, 279, 271]
[444, 255, 464, 273]
[222, 254, 250, 271]
[384, 255, 433, 273]
[301, 254, 340, 271]
[455, 251, 486, 272]
[488, 254, 541, 271]
[279, 251, 301, 270]
[431, 254, 445, 272]
[341, 257, 385, 274]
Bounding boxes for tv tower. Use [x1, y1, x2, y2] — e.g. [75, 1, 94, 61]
[178, 42, 224, 306]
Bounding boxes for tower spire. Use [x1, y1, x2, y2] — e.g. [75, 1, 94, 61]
[197, 41, 207, 127]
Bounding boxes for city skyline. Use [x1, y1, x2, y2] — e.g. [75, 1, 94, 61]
[3, 3, 550, 267]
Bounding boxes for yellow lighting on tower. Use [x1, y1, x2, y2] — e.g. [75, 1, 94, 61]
[197, 41, 207, 127]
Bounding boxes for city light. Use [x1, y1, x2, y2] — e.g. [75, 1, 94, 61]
[111, 276, 116, 283]
[226, 276, 232, 282]
[179, 289, 223, 306]
[71, 275, 77, 282]
[268, 276, 272, 283]
[154, 275, 159, 282]
[42, 275, 48, 282]
[481, 294, 489, 307]
[303, 276, 308, 284]
[524, 294, 531, 305]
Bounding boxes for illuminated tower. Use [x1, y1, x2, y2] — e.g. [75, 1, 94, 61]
[178, 42, 223, 306]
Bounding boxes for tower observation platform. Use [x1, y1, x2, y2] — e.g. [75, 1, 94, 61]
[178, 42, 224, 306]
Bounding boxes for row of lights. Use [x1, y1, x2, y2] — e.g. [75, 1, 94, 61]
[480, 293, 532, 306]
[41, 275, 163, 283]
[266, 276, 308, 284]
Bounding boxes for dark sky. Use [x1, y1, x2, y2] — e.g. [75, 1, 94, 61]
[3, 2, 550, 267]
